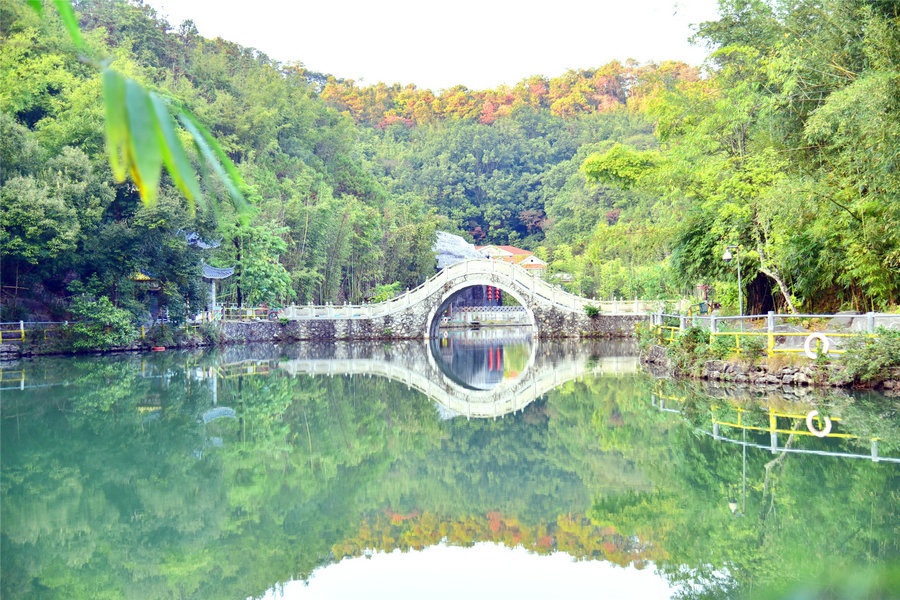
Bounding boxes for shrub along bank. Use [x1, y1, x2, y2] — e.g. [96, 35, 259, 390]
[0, 320, 218, 360]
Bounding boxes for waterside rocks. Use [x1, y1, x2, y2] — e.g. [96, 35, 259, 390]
[642, 345, 900, 393]
[0, 343, 20, 361]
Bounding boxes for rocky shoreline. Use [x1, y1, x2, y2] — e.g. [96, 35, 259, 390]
[642, 344, 900, 393]
[6, 332, 900, 396]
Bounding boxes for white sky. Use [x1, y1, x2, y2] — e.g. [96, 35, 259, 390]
[143, 0, 720, 91]
[254, 543, 676, 599]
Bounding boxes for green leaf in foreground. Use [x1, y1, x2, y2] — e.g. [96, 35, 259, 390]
[101, 68, 246, 212]
[101, 69, 128, 182]
[150, 93, 204, 210]
[178, 110, 250, 215]
[51, 0, 84, 49]
[124, 78, 163, 205]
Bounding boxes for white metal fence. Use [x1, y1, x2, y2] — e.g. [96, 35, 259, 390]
[650, 311, 900, 357]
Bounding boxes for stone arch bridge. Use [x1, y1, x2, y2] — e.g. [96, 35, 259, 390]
[224, 259, 653, 341]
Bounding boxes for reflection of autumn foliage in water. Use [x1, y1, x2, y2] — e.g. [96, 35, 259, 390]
[332, 510, 663, 568]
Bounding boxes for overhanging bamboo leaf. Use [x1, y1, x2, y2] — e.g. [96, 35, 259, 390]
[51, 0, 84, 49]
[101, 69, 128, 182]
[149, 92, 204, 211]
[177, 111, 249, 214]
[124, 79, 163, 205]
[26, 0, 42, 16]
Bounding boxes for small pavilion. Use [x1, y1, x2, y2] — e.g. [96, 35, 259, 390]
[202, 264, 235, 314]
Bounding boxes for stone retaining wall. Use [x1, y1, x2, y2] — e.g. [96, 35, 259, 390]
[0, 314, 648, 360]
[221, 316, 413, 343]
[533, 311, 647, 339]
[220, 313, 648, 343]
[643, 344, 900, 392]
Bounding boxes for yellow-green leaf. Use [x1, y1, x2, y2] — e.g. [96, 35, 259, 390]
[124, 79, 163, 205]
[149, 93, 204, 210]
[101, 69, 128, 182]
[177, 111, 249, 214]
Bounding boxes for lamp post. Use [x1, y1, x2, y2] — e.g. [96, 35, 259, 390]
[723, 245, 742, 331]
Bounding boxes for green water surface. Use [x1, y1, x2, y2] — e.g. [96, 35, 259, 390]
[1, 339, 897, 599]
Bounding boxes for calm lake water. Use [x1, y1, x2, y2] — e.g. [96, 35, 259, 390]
[2, 330, 898, 599]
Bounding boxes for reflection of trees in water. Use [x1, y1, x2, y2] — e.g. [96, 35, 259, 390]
[596, 378, 899, 598]
[1, 346, 897, 599]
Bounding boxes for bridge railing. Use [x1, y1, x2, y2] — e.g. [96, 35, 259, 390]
[260, 260, 681, 322]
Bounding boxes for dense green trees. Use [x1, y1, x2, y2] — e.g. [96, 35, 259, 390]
[3, 0, 899, 326]
[0, 0, 439, 323]
[635, 0, 900, 312]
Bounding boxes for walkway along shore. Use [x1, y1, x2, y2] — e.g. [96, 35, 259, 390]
[0, 313, 646, 361]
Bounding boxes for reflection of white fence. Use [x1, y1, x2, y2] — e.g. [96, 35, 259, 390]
[651, 393, 900, 463]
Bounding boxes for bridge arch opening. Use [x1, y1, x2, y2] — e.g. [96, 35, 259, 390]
[425, 280, 536, 340]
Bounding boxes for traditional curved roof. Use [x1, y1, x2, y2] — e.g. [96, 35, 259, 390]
[202, 264, 235, 279]
[131, 271, 154, 282]
[182, 231, 222, 249]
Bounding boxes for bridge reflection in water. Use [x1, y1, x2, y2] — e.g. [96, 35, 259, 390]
[431, 327, 533, 391]
[214, 331, 638, 419]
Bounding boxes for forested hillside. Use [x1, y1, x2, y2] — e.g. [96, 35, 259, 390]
[2, 0, 899, 327]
